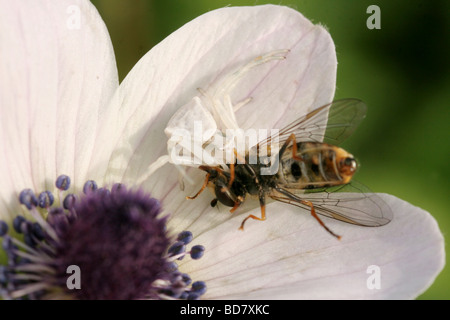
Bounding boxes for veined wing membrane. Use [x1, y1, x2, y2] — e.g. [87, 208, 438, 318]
[254, 99, 367, 152]
[270, 181, 393, 227]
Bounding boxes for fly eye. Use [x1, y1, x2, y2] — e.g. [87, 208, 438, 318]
[344, 157, 354, 166]
[342, 157, 357, 172]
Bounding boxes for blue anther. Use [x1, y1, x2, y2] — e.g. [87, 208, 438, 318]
[38, 191, 54, 208]
[49, 207, 64, 217]
[47, 208, 66, 228]
[32, 222, 45, 240]
[55, 175, 71, 191]
[0, 221, 8, 236]
[166, 261, 178, 273]
[177, 231, 193, 245]
[13, 216, 26, 233]
[24, 233, 36, 247]
[168, 241, 186, 260]
[83, 180, 97, 194]
[48, 211, 69, 235]
[181, 273, 192, 286]
[159, 288, 177, 299]
[96, 188, 111, 197]
[19, 189, 38, 210]
[190, 245, 205, 260]
[187, 292, 201, 300]
[1, 236, 14, 252]
[16, 255, 31, 264]
[111, 183, 124, 194]
[20, 221, 32, 234]
[191, 281, 207, 296]
[66, 208, 78, 223]
[63, 194, 76, 210]
[179, 291, 189, 300]
[0, 265, 9, 284]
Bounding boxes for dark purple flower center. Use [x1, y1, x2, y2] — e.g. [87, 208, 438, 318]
[0, 175, 206, 300]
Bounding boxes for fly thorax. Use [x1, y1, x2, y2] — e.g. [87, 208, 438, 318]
[234, 164, 260, 195]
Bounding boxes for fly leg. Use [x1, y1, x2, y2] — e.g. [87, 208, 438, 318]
[186, 173, 211, 200]
[273, 187, 342, 240]
[239, 193, 266, 230]
[230, 196, 244, 213]
[301, 199, 342, 240]
[228, 163, 235, 190]
[189, 165, 228, 200]
[226, 149, 247, 189]
[278, 133, 303, 161]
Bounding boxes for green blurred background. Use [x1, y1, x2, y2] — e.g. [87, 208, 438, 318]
[91, 0, 449, 299]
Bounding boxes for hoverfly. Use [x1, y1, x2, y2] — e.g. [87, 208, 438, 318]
[187, 99, 393, 239]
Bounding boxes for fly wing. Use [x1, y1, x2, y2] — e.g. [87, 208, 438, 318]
[254, 99, 367, 153]
[270, 181, 393, 227]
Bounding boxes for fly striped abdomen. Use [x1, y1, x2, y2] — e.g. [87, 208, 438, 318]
[278, 142, 357, 189]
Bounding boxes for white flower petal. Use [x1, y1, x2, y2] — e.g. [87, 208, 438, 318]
[0, 0, 118, 219]
[179, 194, 444, 299]
[90, 5, 336, 191]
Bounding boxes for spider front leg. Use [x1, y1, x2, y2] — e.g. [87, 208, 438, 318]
[198, 50, 289, 130]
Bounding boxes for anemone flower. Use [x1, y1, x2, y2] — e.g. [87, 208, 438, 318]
[0, 0, 444, 300]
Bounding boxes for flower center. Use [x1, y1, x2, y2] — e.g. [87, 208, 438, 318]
[0, 175, 206, 300]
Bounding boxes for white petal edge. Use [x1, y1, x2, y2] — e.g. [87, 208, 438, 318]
[89, 5, 336, 196]
[177, 194, 445, 299]
[0, 0, 118, 219]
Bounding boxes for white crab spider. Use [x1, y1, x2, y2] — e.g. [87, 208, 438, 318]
[138, 49, 289, 185]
